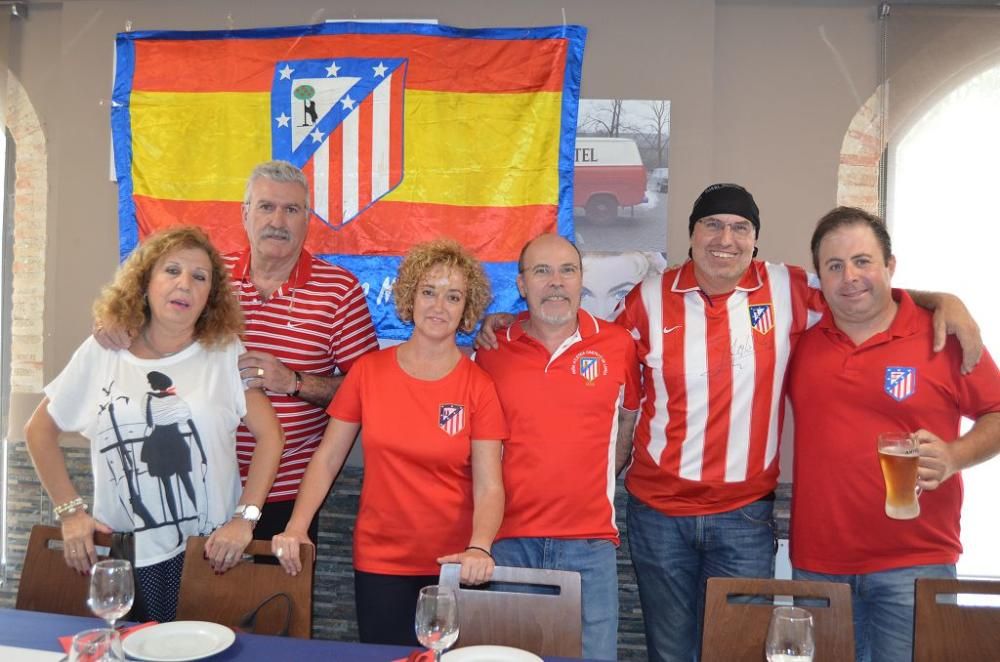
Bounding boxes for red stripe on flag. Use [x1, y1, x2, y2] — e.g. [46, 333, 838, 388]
[358, 95, 373, 210]
[134, 196, 249, 254]
[132, 197, 557, 263]
[132, 36, 569, 93]
[389, 73, 404, 188]
[328, 125, 345, 224]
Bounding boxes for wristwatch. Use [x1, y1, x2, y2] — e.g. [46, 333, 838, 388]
[234, 504, 262, 527]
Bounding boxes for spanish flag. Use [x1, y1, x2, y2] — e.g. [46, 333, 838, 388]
[111, 22, 586, 340]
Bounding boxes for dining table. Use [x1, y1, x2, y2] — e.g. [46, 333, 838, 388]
[0, 608, 584, 661]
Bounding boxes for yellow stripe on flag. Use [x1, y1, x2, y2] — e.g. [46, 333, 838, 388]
[130, 89, 562, 206]
[130, 91, 271, 201]
[385, 89, 562, 206]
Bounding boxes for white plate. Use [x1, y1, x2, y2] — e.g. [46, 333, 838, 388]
[122, 621, 235, 661]
[442, 645, 543, 662]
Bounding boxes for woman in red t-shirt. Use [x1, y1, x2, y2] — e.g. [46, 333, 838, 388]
[272, 239, 507, 646]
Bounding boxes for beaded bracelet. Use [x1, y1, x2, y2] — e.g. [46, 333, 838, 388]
[465, 545, 494, 560]
[53, 497, 88, 520]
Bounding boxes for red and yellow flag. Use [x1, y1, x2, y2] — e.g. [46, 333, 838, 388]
[112, 22, 586, 339]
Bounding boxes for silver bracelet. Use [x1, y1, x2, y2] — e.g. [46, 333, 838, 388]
[53, 497, 88, 520]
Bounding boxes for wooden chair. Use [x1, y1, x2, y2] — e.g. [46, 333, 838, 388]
[701, 577, 855, 662]
[175, 536, 314, 638]
[913, 577, 1000, 661]
[439, 563, 582, 657]
[16, 524, 115, 616]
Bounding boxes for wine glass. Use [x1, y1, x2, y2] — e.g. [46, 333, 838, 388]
[415, 585, 459, 662]
[69, 628, 123, 662]
[88, 560, 135, 630]
[765, 606, 815, 662]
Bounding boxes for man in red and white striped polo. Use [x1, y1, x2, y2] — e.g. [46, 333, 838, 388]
[231, 161, 379, 541]
[93, 162, 379, 544]
[615, 183, 982, 662]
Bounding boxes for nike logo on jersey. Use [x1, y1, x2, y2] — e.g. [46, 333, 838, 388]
[663, 325, 683, 334]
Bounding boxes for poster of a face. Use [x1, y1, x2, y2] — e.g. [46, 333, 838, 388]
[581, 251, 668, 320]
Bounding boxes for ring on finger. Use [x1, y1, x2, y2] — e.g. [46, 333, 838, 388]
[257, 367, 264, 378]
[275, 547, 284, 558]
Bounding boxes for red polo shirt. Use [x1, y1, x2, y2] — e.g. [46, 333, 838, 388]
[788, 290, 1000, 574]
[475, 309, 640, 545]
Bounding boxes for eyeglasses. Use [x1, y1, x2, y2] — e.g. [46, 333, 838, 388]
[698, 218, 755, 238]
[521, 264, 581, 278]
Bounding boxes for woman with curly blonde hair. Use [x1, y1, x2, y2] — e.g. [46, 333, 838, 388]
[26, 226, 282, 622]
[273, 239, 507, 646]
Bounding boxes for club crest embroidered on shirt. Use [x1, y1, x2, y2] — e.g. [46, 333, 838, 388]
[884, 366, 916, 402]
[570, 351, 608, 386]
[748, 303, 774, 335]
[439, 403, 465, 436]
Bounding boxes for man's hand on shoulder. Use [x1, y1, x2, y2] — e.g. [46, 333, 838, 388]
[92, 321, 134, 351]
[474, 313, 516, 351]
[917, 291, 983, 374]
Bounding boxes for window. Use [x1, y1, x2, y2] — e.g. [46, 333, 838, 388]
[888, 64, 1000, 579]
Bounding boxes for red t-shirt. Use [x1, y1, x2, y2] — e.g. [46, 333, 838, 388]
[329, 346, 508, 575]
[476, 310, 640, 545]
[788, 291, 1000, 574]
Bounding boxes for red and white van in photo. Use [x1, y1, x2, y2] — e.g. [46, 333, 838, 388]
[573, 137, 647, 222]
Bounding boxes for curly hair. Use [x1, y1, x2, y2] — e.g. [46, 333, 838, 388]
[92, 226, 243, 348]
[393, 239, 492, 334]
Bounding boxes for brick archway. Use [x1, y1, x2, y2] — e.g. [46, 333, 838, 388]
[837, 90, 882, 214]
[5, 70, 47, 393]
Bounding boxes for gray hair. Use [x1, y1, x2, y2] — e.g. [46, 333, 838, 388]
[243, 160, 309, 206]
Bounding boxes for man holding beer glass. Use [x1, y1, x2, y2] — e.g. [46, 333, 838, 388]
[787, 207, 1000, 662]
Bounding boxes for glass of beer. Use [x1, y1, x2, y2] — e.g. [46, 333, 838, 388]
[878, 432, 920, 520]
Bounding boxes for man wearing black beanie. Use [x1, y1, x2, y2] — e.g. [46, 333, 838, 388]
[616, 183, 982, 662]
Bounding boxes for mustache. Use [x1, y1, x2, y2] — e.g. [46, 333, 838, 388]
[261, 227, 292, 241]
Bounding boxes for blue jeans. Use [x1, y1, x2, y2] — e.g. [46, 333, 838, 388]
[491, 537, 619, 661]
[793, 563, 956, 662]
[626, 495, 776, 662]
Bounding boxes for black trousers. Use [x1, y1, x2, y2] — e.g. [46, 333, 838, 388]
[252, 500, 320, 543]
[354, 570, 438, 646]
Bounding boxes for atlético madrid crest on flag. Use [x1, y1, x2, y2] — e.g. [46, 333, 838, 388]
[272, 57, 407, 229]
[884, 366, 916, 402]
[439, 403, 465, 436]
[748, 303, 774, 335]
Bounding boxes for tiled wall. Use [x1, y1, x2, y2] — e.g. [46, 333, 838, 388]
[3, 442, 792, 662]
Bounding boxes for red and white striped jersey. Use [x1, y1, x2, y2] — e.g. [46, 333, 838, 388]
[223, 248, 379, 502]
[616, 260, 821, 516]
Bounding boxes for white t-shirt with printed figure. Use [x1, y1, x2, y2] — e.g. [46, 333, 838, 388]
[45, 337, 248, 567]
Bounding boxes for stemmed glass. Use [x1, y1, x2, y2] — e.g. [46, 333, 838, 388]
[88, 559, 135, 630]
[765, 606, 815, 662]
[415, 585, 459, 662]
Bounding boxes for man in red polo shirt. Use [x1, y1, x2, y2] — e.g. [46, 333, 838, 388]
[787, 207, 1000, 662]
[475, 233, 640, 661]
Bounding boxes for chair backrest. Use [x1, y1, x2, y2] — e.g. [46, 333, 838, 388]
[913, 577, 1000, 661]
[701, 576, 855, 662]
[175, 536, 313, 638]
[439, 563, 582, 657]
[16, 524, 114, 616]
